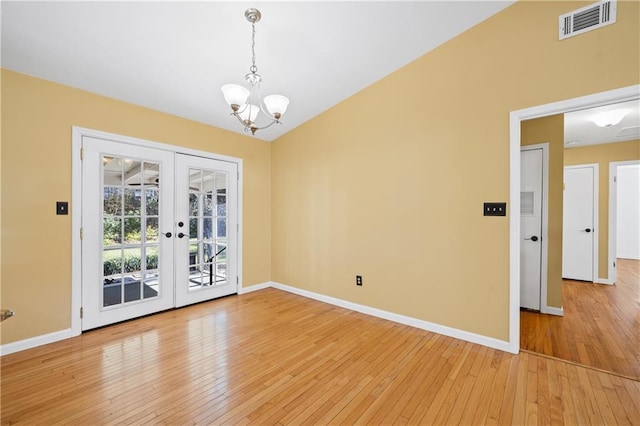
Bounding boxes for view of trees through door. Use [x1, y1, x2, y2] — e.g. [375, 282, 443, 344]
[80, 135, 239, 331]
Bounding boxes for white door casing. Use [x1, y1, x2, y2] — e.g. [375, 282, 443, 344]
[508, 85, 639, 354]
[520, 147, 545, 310]
[72, 127, 243, 334]
[562, 164, 598, 281]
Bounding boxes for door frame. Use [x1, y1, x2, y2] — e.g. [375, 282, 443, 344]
[508, 84, 640, 354]
[70, 126, 243, 336]
[563, 163, 599, 283]
[520, 144, 550, 313]
[608, 160, 640, 284]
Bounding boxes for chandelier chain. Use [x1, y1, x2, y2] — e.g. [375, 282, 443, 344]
[250, 22, 257, 74]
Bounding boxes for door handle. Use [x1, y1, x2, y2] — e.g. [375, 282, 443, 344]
[584, 228, 592, 233]
[162, 232, 172, 238]
[524, 236, 539, 242]
[177, 232, 186, 239]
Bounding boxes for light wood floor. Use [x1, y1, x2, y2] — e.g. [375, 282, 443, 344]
[2, 288, 639, 425]
[521, 258, 640, 380]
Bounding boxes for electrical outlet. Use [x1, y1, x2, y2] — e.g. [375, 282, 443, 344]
[356, 275, 363, 286]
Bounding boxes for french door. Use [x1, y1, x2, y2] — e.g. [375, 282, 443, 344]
[81, 137, 238, 330]
[174, 154, 237, 307]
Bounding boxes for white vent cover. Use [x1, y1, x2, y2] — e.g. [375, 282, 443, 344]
[559, 0, 617, 40]
[521, 192, 535, 216]
[616, 125, 640, 139]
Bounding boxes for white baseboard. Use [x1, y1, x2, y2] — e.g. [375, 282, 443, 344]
[594, 278, 614, 285]
[270, 281, 513, 354]
[0, 328, 74, 356]
[541, 306, 564, 316]
[238, 281, 271, 294]
[2, 280, 514, 356]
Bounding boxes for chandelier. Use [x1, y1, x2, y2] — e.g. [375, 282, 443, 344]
[221, 8, 289, 136]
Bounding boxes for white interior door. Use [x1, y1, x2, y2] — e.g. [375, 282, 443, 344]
[563, 165, 596, 281]
[616, 164, 640, 260]
[175, 154, 238, 307]
[82, 137, 175, 330]
[520, 148, 543, 310]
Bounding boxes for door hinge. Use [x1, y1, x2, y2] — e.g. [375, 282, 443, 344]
[80, 147, 84, 160]
[613, 261, 616, 267]
[237, 171, 240, 180]
[237, 223, 239, 232]
[614, 176, 617, 183]
[236, 276, 239, 285]
[80, 307, 83, 318]
[80, 227, 84, 240]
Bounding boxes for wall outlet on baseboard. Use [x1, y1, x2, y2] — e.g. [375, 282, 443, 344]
[356, 275, 363, 286]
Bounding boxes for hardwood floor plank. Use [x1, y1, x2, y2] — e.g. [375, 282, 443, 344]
[511, 351, 529, 425]
[2, 287, 639, 425]
[545, 356, 564, 425]
[520, 259, 640, 379]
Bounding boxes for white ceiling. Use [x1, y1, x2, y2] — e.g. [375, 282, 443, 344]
[3, 1, 637, 146]
[1, 1, 515, 141]
[564, 99, 640, 148]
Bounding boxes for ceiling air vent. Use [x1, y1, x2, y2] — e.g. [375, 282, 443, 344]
[616, 126, 640, 139]
[559, 0, 617, 40]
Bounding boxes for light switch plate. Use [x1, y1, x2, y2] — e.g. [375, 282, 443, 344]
[56, 201, 69, 215]
[484, 202, 506, 216]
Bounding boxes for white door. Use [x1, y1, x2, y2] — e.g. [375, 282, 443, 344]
[520, 148, 543, 310]
[175, 154, 238, 307]
[563, 165, 596, 281]
[81, 137, 239, 330]
[616, 164, 640, 260]
[82, 137, 175, 330]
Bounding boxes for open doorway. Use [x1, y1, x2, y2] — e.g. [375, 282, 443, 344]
[509, 85, 640, 378]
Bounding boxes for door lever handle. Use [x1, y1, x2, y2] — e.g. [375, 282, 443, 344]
[177, 232, 186, 239]
[584, 228, 592, 233]
[162, 232, 172, 238]
[524, 236, 539, 242]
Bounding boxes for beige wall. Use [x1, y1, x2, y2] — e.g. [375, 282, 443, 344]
[2, 1, 639, 348]
[1, 70, 272, 344]
[271, 1, 639, 341]
[564, 139, 640, 280]
[521, 115, 564, 309]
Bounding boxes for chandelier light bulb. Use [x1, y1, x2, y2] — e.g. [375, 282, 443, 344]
[221, 9, 289, 135]
[264, 95, 290, 119]
[221, 84, 250, 110]
[238, 104, 260, 124]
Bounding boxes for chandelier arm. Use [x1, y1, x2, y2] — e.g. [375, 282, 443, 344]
[248, 118, 281, 131]
[231, 112, 251, 130]
[253, 83, 277, 120]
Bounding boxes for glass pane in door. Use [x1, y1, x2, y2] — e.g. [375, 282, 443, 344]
[186, 168, 228, 290]
[102, 156, 160, 308]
